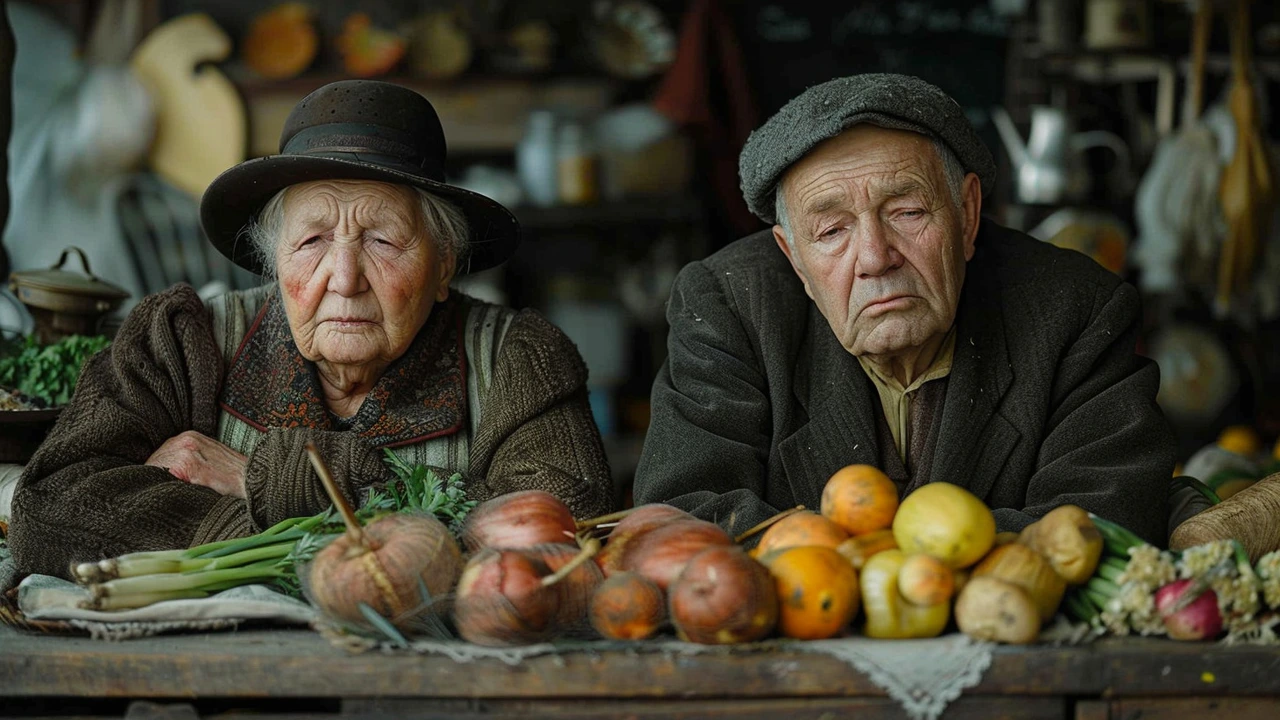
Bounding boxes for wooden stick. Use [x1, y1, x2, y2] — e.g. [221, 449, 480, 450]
[305, 441, 364, 546]
[734, 505, 806, 544]
[1184, 0, 1212, 129]
[541, 536, 602, 588]
[576, 507, 641, 531]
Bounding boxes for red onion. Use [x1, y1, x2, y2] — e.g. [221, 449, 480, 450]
[305, 514, 461, 633]
[668, 546, 778, 644]
[620, 519, 734, 590]
[462, 490, 577, 551]
[1155, 579, 1223, 641]
[452, 548, 558, 646]
[596, 504, 693, 576]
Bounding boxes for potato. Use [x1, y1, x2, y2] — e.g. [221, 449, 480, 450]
[1017, 505, 1103, 585]
[954, 577, 1040, 644]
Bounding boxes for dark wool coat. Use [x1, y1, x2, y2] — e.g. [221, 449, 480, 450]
[634, 219, 1177, 545]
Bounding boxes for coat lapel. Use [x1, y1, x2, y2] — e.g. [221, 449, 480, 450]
[778, 305, 881, 506]
[931, 253, 1019, 502]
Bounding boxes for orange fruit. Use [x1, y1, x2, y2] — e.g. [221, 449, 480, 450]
[821, 464, 899, 536]
[834, 529, 898, 569]
[756, 511, 849, 556]
[897, 553, 955, 606]
[762, 546, 860, 640]
[1217, 425, 1260, 456]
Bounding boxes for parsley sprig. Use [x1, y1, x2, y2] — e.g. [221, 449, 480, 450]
[0, 334, 111, 406]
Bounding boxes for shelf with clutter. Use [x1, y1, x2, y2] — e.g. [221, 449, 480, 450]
[1000, 0, 1280, 462]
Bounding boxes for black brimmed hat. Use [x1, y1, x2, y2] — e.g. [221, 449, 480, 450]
[739, 73, 997, 224]
[201, 80, 520, 275]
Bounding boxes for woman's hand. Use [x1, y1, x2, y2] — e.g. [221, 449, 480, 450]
[146, 430, 248, 499]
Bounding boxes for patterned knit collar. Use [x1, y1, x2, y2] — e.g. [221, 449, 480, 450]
[219, 291, 466, 448]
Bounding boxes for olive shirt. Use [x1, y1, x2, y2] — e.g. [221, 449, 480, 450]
[633, 219, 1179, 546]
[10, 284, 614, 578]
[856, 327, 956, 464]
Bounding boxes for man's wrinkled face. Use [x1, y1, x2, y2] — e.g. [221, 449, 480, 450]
[774, 125, 980, 361]
[275, 180, 454, 372]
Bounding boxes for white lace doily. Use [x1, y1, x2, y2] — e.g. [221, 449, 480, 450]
[382, 633, 993, 720]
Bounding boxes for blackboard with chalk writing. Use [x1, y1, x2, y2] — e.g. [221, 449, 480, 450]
[732, 0, 1011, 156]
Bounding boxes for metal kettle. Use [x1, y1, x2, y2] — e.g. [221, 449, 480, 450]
[991, 105, 1131, 206]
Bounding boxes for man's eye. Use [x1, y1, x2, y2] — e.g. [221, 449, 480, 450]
[299, 236, 320, 247]
[898, 209, 925, 219]
[818, 226, 842, 239]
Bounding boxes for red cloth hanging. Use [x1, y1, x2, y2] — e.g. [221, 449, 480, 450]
[652, 0, 763, 238]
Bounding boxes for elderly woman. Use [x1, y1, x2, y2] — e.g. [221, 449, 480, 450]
[8, 80, 614, 578]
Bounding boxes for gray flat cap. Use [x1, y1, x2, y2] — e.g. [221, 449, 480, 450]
[740, 73, 996, 224]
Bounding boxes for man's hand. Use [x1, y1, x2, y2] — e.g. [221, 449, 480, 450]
[146, 430, 248, 499]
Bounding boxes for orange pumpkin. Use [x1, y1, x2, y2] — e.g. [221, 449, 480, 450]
[336, 13, 406, 78]
[762, 546, 860, 640]
[821, 464, 899, 536]
[756, 511, 849, 555]
[242, 3, 318, 80]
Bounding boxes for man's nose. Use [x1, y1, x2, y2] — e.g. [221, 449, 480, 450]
[854, 220, 904, 278]
[326, 243, 368, 296]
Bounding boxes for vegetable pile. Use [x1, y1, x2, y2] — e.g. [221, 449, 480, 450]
[0, 334, 111, 407]
[66, 447, 1280, 648]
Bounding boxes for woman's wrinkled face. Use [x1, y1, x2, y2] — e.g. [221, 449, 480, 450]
[276, 180, 455, 371]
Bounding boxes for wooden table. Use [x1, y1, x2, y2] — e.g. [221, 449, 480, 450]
[3, 628, 1279, 719]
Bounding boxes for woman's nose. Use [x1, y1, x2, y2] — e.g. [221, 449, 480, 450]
[854, 221, 904, 278]
[326, 244, 369, 296]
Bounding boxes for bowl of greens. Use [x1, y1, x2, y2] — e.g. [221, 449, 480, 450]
[0, 334, 111, 463]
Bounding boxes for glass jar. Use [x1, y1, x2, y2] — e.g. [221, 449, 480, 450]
[516, 110, 559, 208]
[556, 120, 599, 206]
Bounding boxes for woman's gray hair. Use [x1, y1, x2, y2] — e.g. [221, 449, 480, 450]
[243, 186, 472, 276]
[776, 135, 967, 245]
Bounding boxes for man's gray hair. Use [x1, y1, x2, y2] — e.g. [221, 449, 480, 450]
[244, 186, 472, 276]
[776, 136, 967, 245]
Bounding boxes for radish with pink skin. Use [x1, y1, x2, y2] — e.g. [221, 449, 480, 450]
[1154, 579, 1223, 641]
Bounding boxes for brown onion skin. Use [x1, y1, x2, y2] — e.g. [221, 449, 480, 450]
[306, 512, 462, 632]
[523, 543, 603, 632]
[461, 490, 577, 552]
[452, 548, 558, 646]
[596, 504, 694, 576]
[620, 519, 733, 590]
[590, 572, 667, 640]
[668, 546, 778, 645]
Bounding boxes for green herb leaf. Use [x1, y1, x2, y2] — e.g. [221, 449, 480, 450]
[0, 334, 110, 406]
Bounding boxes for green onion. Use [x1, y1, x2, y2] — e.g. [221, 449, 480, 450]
[74, 453, 476, 611]
[1172, 476, 1222, 506]
[1063, 590, 1098, 623]
[1089, 514, 1146, 558]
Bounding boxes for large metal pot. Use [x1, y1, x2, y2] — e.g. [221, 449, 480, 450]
[7, 247, 130, 343]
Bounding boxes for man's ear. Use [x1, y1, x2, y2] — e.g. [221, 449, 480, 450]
[773, 225, 814, 300]
[960, 173, 982, 262]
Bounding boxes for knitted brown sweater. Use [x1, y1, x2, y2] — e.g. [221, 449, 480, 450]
[9, 285, 614, 578]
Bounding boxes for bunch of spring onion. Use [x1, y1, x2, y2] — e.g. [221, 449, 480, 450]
[1061, 507, 1266, 642]
[69, 451, 476, 611]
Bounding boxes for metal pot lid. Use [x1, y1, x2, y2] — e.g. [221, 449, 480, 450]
[8, 247, 130, 301]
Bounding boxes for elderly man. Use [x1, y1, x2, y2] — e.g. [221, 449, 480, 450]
[634, 74, 1177, 545]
